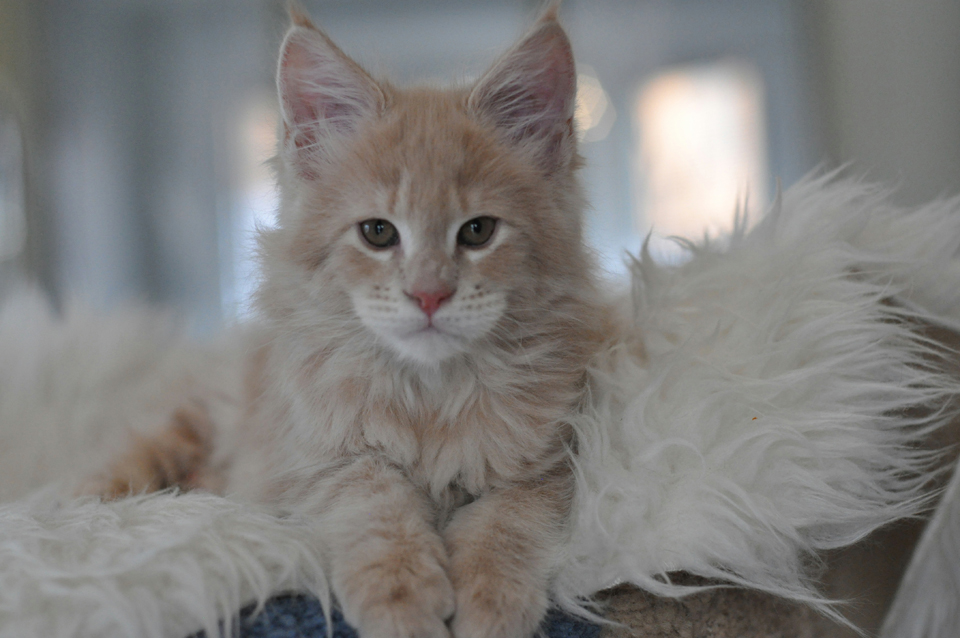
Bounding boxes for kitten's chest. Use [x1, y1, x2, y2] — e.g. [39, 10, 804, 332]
[360, 389, 566, 498]
[270, 342, 582, 499]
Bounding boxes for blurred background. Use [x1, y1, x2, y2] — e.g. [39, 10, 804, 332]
[0, 0, 958, 333]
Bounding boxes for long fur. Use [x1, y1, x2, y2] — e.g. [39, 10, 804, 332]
[557, 174, 960, 623]
[0, 293, 328, 637]
[1, 176, 960, 636]
[236, 13, 602, 637]
[0, 489, 327, 638]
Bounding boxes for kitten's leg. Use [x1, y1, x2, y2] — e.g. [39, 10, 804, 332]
[297, 454, 455, 638]
[79, 401, 218, 499]
[444, 469, 572, 638]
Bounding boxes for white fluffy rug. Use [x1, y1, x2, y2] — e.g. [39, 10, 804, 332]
[2, 175, 960, 637]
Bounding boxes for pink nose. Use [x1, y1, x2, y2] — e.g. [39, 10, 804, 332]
[408, 288, 454, 318]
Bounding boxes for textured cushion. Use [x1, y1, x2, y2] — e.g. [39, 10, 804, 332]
[195, 594, 600, 638]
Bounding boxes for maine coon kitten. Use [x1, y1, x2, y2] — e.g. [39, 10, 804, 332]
[93, 5, 613, 637]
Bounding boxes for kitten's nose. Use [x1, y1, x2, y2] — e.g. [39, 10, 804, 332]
[407, 287, 454, 318]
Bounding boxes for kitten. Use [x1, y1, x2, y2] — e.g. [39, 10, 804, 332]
[94, 5, 613, 637]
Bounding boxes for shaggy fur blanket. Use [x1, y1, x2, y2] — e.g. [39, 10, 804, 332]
[1, 175, 959, 637]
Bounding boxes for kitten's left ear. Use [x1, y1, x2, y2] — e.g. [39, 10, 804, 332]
[468, 7, 577, 173]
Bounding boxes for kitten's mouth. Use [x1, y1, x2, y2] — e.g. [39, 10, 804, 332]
[388, 322, 468, 366]
[395, 321, 444, 341]
[413, 314, 443, 332]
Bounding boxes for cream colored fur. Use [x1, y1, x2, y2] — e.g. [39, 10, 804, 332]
[1, 7, 959, 638]
[221, 8, 608, 637]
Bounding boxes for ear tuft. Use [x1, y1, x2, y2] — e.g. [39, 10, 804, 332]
[287, 2, 318, 31]
[537, 1, 561, 24]
[277, 21, 383, 177]
[468, 16, 577, 173]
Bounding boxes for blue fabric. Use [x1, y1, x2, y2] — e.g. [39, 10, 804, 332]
[198, 594, 600, 638]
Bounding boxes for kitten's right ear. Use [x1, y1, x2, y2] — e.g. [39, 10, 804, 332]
[277, 19, 384, 176]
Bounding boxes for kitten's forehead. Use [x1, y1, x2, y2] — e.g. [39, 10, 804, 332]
[389, 168, 464, 232]
[346, 87, 526, 224]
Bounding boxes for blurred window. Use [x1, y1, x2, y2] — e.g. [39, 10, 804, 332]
[636, 61, 767, 259]
[223, 94, 279, 320]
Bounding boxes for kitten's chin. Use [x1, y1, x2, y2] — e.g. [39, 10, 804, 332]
[388, 328, 469, 367]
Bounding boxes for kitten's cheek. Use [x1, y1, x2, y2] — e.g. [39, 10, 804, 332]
[351, 294, 424, 336]
[431, 298, 507, 342]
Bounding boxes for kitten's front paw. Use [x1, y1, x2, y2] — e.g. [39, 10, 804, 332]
[449, 567, 548, 638]
[339, 543, 455, 638]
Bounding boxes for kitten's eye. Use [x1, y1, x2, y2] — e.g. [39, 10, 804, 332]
[359, 219, 399, 249]
[457, 217, 497, 248]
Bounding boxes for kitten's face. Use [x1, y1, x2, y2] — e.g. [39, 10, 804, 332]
[332, 148, 513, 365]
[269, 17, 583, 368]
[343, 201, 511, 366]
[288, 94, 576, 366]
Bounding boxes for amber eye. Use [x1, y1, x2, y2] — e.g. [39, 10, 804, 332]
[457, 217, 497, 247]
[359, 219, 399, 248]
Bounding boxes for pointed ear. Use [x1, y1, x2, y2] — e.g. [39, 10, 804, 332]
[277, 22, 384, 176]
[468, 13, 577, 173]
